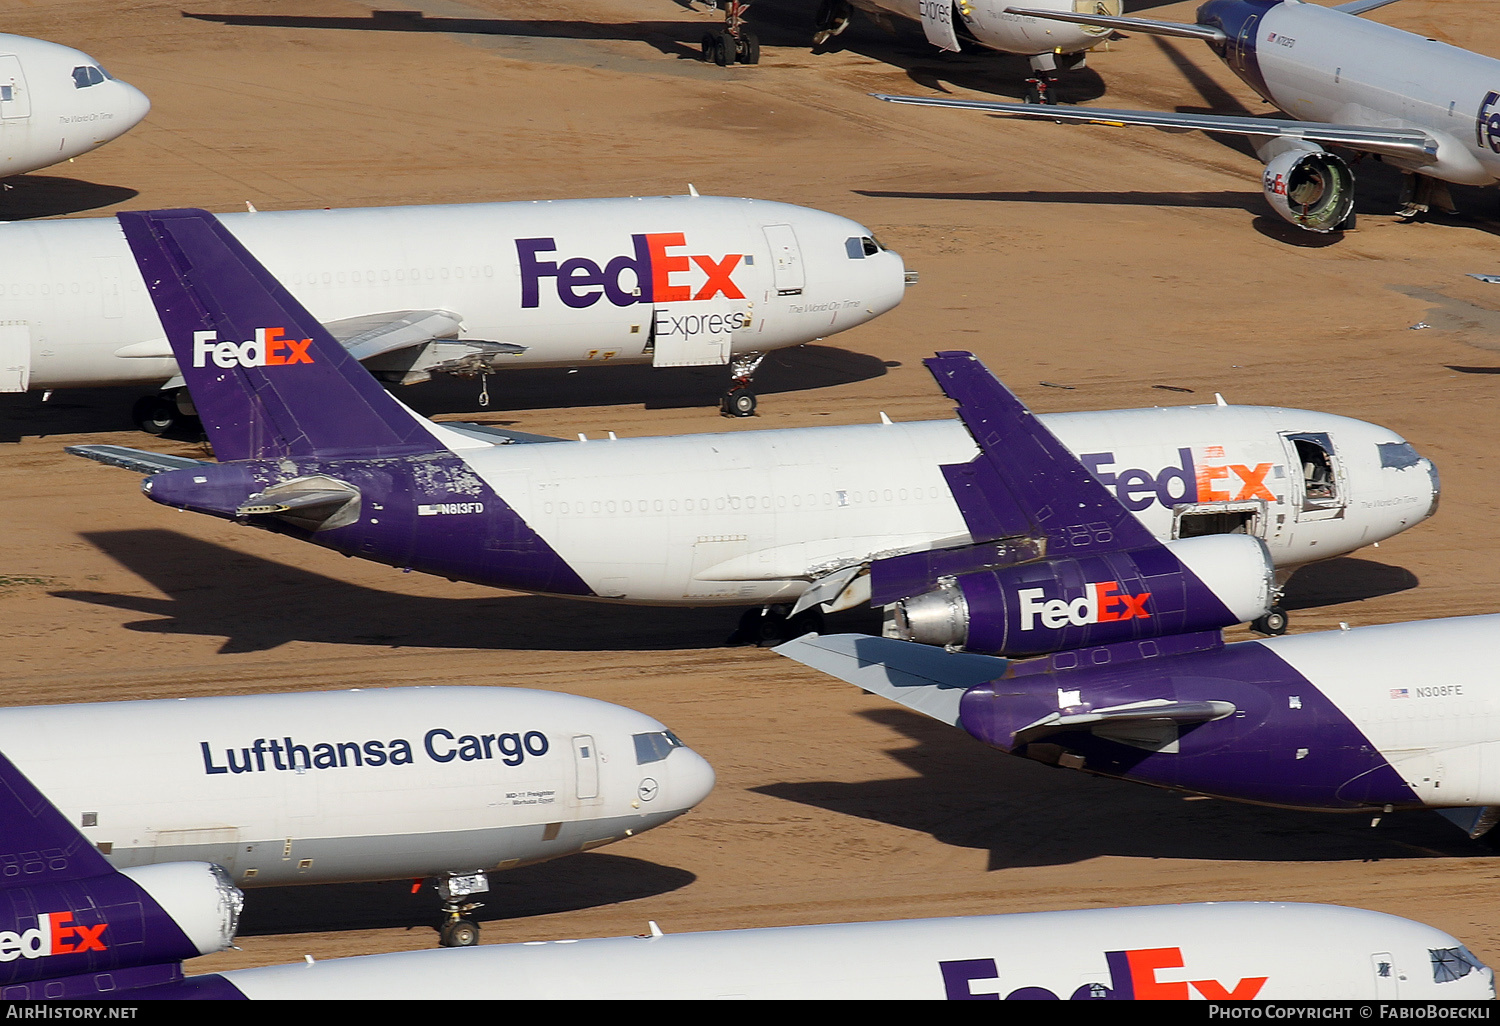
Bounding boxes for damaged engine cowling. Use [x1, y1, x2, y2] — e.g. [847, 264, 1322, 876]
[888, 534, 1275, 656]
[1262, 146, 1355, 233]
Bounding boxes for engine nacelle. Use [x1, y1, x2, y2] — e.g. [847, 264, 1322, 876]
[889, 534, 1274, 656]
[1262, 147, 1355, 233]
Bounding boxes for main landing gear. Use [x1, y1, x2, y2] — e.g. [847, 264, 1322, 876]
[701, 0, 760, 66]
[729, 604, 824, 647]
[435, 872, 488, 947]
[813, 0, 852, 47]
[720, 352, 766, 418]
[131, 388, 201, 437]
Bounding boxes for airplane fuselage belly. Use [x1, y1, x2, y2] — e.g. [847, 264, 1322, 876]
[0, 688, 706, 886]
[1246, 4, 1500, 185]
[0, 197, 904, 390]
[858, 0, 1106, 56]
[960, 615, 1500, 812]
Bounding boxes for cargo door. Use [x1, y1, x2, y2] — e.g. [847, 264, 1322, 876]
[1280, 431, 1347, 522]
[573, 734, 599, 800]
[649, 302, 737, 367]
[762, 224, 805, 296]
[918, 1, 961, 51]
[0, 324, 29, 392]
[0, 56, 30, 119]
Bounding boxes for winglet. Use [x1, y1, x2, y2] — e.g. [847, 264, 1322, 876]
[926, 351, 1158, 554]
[116, 209, 438, 462]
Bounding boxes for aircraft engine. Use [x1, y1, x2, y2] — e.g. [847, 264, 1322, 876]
[1262, 147, 1355, 233]
[121, 862, 244, 956]
[888, 534, 1274, 656]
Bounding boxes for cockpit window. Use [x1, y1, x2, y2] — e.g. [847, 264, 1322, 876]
[1377, 441, 1422, 470]
[1431, 946, 1485, 983]
[633, 730, 685, 765]
[844, 236, 882, 259]
[72, 66, 106, 88]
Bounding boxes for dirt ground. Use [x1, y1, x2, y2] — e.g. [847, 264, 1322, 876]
[3, 0, 1500, 976]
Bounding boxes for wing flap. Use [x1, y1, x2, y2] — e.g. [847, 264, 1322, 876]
[773, 633, 1007, 726]
[873, 94, 1439, 163]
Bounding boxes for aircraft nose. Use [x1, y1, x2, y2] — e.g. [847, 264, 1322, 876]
[665, 746, 716, 811]
[111, 80, 151, 134]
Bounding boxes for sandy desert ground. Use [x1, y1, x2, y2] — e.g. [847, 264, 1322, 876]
[2, 0, 1500, 978]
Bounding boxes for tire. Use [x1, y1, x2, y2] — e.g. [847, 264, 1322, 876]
[131, 395, 177, 436]
[722, 389, 757, 417]
[714, 31, 734, 66]
[785, 608, 825, 640]
[1251, 608, 1289, 636]
[738, 31, 760, 65]
[440, 919, 480, 947]
[701, 33, 717, 62]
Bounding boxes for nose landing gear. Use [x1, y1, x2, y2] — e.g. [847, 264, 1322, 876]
[435, 871, 488, 947]
[720, 352, 766, 418]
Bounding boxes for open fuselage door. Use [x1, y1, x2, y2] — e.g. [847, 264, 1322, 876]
[1281, 431, 1347, 523]
[919, 0, 961, 51]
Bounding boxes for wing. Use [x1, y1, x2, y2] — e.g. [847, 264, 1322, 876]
[65, 444, 211, 475]
[1332, 1, 1408, 15]
[1002, 6, 1225, 42]
[873, 93, 1439, 164]
[773, 633, 1008, 726]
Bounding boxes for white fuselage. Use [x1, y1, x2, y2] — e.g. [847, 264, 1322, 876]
[0, 34, 148, 178]
[858, 0, 1111, 56]
[1247, 3, 1500, 185]
[0, 197, 906, 392]
[204, 902, 1492, 999]
[0, 687, 714, 887]
[451, 404, 1436, 605]
[1265, 614, 1500, 808]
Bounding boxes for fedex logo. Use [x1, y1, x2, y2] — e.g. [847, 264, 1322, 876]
[1477, 91, 1500, 153]
[1265, 168, 1288, 196]
[0, 912, 107, 962]
[941, 946, 1268, 1000]
[192, 327, 314, 369]
[1081, 448, 1276, 513]
[1018, 583, 1150, 632]
[517, 234, 745, 310]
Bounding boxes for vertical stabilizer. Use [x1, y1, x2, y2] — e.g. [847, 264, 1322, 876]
[117, 208, 438, 462]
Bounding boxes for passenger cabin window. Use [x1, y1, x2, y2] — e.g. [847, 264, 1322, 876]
[72, 66, 106, 88]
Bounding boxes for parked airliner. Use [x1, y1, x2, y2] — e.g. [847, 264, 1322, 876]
[0, 687, 714, 948]
[777, 354, 1500, 827]
[0, 746, 242, 1000]
[0, 194, 907, 430]
[877, 0, 1500, 231]
[0, 33, 148, 178]
[815, 0, 1121, 103]
[165, 903, 1489, 1000]
[66, 209, 1438, 644]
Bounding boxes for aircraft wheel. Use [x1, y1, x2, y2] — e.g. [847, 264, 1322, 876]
[440, 918, 480, 947]
[737, 31, 760, 65]
[701, 32, 717, 62]
[721, 388, 757, 417]
[784, 608, 825, 641]
[714, 31, 735, 66]
[132, 395, 178, 436]
[1251, 607, 1288, 636]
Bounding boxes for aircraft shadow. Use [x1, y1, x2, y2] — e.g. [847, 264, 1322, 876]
[754, 707, 1489, 870]
[53, 529, 882, 654]
[235, 852, 695, 937]
[855, 187, 1267, 215]
[0, 345, 890, 441]
[403, 345, 893, 417]
[1279, 557, 1419, 612]
[0, 175, 138, 220]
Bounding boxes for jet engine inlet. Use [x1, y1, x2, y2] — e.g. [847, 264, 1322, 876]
[1263, 148, 1356, 233]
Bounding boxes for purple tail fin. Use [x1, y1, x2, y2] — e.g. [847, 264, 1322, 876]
[927, 351, 1160, 555]
[117, 209, 438, 462]
[0, 747, 114, 885]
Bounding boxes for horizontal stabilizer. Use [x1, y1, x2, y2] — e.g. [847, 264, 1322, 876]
[873, 95, 1438, 163]
[773, 633, 1007, 726]
[1003, 7, 1226, 43]
[65, 444, 210, 475]
[1013, 698, 1235, 749]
